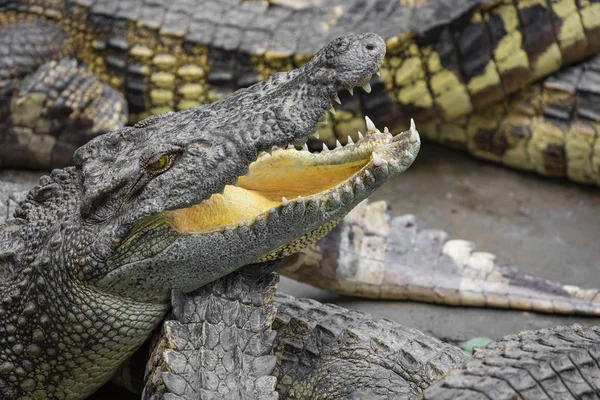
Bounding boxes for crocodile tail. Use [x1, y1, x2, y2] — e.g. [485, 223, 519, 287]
[422, 324, 600, 399]
[277, 200, 600, 316]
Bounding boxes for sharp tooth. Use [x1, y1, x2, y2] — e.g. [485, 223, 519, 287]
[357, 131, 364, 140]
[282, 197, 290, 206]
[287, 144, 295, 150]
[335, 140, 342, 148]
[313, 131, 320, 139]
[232, 178, 238, 187]
[372, 153, 384, 167]
[296, 195, 304, 203]
[259, 151, 268, 157]
[333, 93, 341, 104]
[384, 126, 390, 135]
[271, 145, 280, 152]
[409, 118, 420, 143]
[376, 71, 381, 77]
[347, 136, 354, 144]
[348, 88, 354, 96]
[329, 106, 336, 115]
[269, 207, 277, 214]
[322, 143, 329, 152]
[365, 116, 376, 131]
[362, 82, 372, 93]
[303, 143, 309, 151]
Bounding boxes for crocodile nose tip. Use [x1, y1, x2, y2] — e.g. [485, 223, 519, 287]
[360, 33, 386, 59]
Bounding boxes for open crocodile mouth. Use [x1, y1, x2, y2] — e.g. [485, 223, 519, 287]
[167, 116, 420, 240]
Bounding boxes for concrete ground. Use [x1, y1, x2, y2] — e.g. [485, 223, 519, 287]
[279, 142, 600, 344]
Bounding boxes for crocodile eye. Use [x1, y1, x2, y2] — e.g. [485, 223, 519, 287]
[146, 153, 176, 174]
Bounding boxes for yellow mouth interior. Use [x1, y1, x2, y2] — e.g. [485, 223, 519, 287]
[168, 150, 371, 233]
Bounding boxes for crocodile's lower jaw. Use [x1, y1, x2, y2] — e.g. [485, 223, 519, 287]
[166, 117, 420, 259]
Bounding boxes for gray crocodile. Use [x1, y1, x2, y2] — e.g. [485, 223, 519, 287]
[1, 32, 599, 400]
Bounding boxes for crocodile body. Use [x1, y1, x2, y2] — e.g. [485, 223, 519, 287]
[2, 0, 600, 183]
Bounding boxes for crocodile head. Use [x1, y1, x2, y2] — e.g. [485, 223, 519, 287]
[27, 33, 419, 302]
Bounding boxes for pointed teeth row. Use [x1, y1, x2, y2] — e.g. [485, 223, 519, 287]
[282, 195, 305, 206]
[362, 82, 371, 93]
[329, 106, 336, 115]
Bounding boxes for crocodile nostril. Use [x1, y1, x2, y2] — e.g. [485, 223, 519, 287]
[365, 43, 375, 51]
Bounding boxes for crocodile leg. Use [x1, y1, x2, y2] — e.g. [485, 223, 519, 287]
[0, 21, 127, 169]
[277, 200, 600, 315]
[142, 263, 281, 400]
[423, 324, 600, 399]
[272, 292, 468, 399]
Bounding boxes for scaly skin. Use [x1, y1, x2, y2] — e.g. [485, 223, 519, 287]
[0, 34, 416, 399]
[143, 265, 281, 400]
[145, 269, 600, 400]
[1, 0, 600, 183]
[423, 324, 600, 399]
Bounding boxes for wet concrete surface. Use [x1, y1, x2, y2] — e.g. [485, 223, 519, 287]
[279, 142, 600, 344]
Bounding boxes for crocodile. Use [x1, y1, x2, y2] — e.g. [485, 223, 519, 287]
[1, 0, 600, 184]
[0, 32, 416, 398]
[1, 31, 599, 399]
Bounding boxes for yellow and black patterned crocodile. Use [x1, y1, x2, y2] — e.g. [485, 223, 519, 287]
[1, 0, 600, 183]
